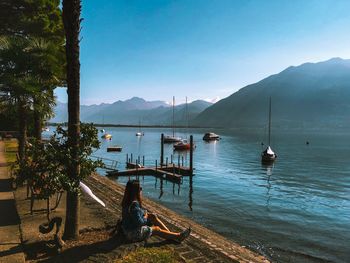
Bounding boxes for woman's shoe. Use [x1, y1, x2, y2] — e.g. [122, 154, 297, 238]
[176, 227, 191, 243]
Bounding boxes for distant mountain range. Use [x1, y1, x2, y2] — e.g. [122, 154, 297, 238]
[51, 97, 213, 125]
[194, 58, 350, 129]
[52, 58, 350, 129]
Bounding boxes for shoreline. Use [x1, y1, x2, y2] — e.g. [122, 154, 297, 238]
[13, 171, 268, 262]
[87, 173, 269, 262]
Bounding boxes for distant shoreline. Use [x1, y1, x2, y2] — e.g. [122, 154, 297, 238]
[47, 122, 350, 133]
[47, 122, 215, 129]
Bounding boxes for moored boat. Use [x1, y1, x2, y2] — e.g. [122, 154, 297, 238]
[164, 96, 182, 143]
[203, 132, 220, 141]
[261, 146, 277, 163]
[136, 120, 144, 136]
[261, 97, 277, 163]
[101, 133, 112, 140]
[173, 139, 194, 151]
[164, 135, 182, 143]
[107, 145, 122, 152]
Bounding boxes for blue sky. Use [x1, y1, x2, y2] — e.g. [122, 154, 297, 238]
[56, 0, 350, 105]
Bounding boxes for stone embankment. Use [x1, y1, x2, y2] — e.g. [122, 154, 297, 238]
[84, 173, 269, 263]
[10, 166, 268, 262]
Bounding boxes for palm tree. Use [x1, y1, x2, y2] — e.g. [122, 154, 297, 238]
[62, 0, 82, 240]
[0, 36, 33, 161]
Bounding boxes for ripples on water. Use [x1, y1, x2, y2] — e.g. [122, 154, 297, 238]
[46, 127, 350, 262]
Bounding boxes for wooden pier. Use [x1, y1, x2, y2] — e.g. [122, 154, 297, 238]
[106, 134, 194, 183]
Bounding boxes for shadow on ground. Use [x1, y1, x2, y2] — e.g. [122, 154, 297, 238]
[23, 227, 150, 262]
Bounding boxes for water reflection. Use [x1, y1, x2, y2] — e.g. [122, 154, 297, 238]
[154, 175, 194, 212]
[159, 178, 164, 199]
[189, 175, 193, 211]
[261, 163, 274, 209]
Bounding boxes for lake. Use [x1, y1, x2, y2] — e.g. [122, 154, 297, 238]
[48, 127, 350, 262]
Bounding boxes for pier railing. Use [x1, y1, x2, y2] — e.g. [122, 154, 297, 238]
[90, 155, 118, 170]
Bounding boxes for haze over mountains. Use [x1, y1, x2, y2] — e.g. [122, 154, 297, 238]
[194, 58, 350, 129]
[51, 97, 212, 125]
[52, 58, 350, 129]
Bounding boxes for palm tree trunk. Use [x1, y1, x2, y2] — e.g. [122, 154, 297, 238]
[33, 96, 42, 141]
[62, 0, 82, 240]
[18, 97, 27, 162]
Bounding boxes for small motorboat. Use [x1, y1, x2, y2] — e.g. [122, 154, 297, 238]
[261, 146, 277, 163]
[136, 132, 144, 136]
[164, 135, 182, 143]
[101, 133, 112, 140]
[107, 146, 122, 152]
[100, 129, 105, 133]
[203, 132, 220, 141]
[42, 127, 50, 132]
[173, 139, 194, 151]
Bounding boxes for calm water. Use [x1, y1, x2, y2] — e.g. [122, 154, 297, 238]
[49, 127, 350, 262]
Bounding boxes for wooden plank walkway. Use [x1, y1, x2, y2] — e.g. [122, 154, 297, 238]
[106, 160, 194, 183]
[107, 167, 182, 182]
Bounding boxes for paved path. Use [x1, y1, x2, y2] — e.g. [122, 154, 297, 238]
[0, 141, 25, 263]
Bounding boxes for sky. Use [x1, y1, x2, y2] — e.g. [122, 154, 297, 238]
[55, 0, 350, 105]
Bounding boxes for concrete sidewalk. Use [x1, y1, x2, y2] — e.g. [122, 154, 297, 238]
[0, 141, 25, 263]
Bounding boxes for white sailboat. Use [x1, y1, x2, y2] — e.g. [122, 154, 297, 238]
[164, 96, 182, 143]
[100, 116, 112, 140]
[261, 97, 277, 163]
[136, 119, 144, 136]
[174, 97, 194, 151]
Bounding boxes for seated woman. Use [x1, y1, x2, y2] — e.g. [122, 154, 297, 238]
[121, 179, 191, 243]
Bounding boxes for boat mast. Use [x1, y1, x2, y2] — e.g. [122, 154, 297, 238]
[186, 96, 188, 139]
[172, 96, 175, 137]
[268, 97, 271, 146]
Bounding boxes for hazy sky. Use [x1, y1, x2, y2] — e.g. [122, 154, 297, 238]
[55, 0, 350, 105]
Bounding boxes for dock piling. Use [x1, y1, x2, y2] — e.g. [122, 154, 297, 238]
[161, 134, 164, 166]
[190, 135, 193, 175]
[142, 155, 145, 166]
[126, 153, 128, 164]
[182, 156, 184, 166]
[178, 155, 180, 167]
[131, 153, 133, 163]
[166, 157, 168, 167]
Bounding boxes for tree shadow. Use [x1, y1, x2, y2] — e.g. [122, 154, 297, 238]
[0, 199, 20, 226]
[24, 229, 144, 262]
[0, 243, 23, 258]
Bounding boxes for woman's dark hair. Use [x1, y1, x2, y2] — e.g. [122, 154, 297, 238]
[121, 180, 142, 209]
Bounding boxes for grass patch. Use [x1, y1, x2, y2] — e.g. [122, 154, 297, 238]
[4, 139, 18, 164]
[115, 247, 183, 263]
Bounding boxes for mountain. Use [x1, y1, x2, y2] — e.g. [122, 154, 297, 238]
[194, 58, 350, 129]
[51, 97, 212, 125]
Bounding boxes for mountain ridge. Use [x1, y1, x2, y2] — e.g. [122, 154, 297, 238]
[51, 97, 212, 125]
[194, 57, 350, 129]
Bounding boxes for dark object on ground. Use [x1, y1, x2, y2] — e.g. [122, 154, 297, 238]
[39, 217, 65, 251]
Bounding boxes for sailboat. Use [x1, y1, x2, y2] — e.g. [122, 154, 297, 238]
[100, 116, 112, 140]
[164, 96, 182, 143]
[136, 119, 144, 136]
[174, 97, 194, 151]
[261, 97, 277, 163]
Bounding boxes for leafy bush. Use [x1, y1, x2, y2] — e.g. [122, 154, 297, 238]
[17, 123, 103, 199]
